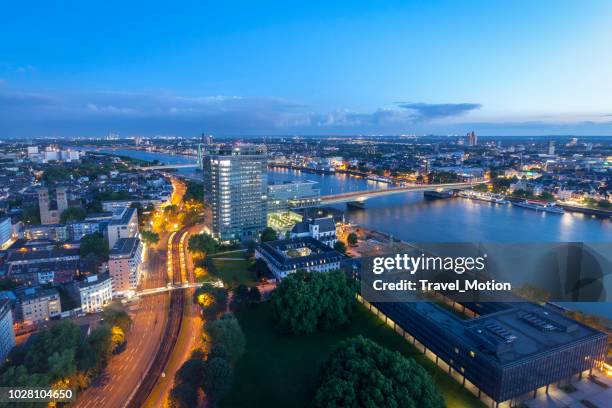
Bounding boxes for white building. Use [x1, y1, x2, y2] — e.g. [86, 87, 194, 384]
[108, 237, 143, 295]
[0, 299, 15, 363]
[290, 217, 337, 247]
[16, 287, 61, 324]
[106, 207, 139, 249]
[75, 274, 113, 313]
[255, 237, 344, 280]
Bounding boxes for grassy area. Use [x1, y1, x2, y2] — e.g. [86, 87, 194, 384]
[207, 257, 256, 287]
[222, 301, 484, 408]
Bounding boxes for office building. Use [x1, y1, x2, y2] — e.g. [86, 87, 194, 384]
[355, 294, 607, 407]
[255, 237, 344, 280]
[267, 180, 321, 212]
[15, 287, 61, 324]
[0, 217, 12, 249]
[0, 299, 15, 363]
[468, 131, 478, 147]
[290, 217, 337, 247]
[203, 144, 268, 242]
[108, 237, 143, 295]
[72, 274, 113, 313]
[38, 187, 68, 225]
[547, 140, 556, 156]
[106, 207, 139, 249]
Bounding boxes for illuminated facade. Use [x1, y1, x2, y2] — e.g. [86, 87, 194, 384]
[203, 144, 268, 242]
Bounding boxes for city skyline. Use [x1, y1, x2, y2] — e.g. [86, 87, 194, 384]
[2, 1, 612, 137]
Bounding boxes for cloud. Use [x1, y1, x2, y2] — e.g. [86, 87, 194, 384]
[0, 87, 610, 137]
[0, 90, 57, 107]
[396, 102, 482, 121]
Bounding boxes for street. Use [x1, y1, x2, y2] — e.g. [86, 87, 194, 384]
[74, 234, 170, 408]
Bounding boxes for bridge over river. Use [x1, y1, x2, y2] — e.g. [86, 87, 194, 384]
[318, 182, 473, 205]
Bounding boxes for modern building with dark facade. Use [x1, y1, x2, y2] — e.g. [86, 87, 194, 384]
[358, 297, 606, 407]
[202, 144, 268, 242]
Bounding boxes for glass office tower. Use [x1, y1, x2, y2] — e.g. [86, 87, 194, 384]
[203, 144, 268, 242]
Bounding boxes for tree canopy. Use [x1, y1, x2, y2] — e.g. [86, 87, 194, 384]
[271, 269, 355, 335]
[312, 336, 444, 408]
[140, 230, 160, 246]
[347, 232, 358, 246]
[205, 313, 246, 363]
[334, 241, 347, 254]
[60, 206, 87, 223]
[0, 320, 117, 395]
[260, 227, 278, 242]
[188, 233, 219, 257]
[79, 232, 110, 261]
[201, 357, 233, 405]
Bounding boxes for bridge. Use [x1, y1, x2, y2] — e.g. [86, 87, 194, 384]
[319, 182, 473, 205]
[136, 163, 198, 170]
[134, 279, 224, 298]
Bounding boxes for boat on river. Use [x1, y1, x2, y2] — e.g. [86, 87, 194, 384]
[513, 200, 564, 214]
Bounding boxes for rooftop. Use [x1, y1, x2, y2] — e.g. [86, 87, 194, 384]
[77, 273, 111, 289]
[257, 237, 343, 270]
[110, 237, 140, 257]
[380, 300, 606, 367]
[15, 286, 59, 301]
[109, 207, 137, 226]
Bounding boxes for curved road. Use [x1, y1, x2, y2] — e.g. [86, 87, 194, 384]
[74, 233, 171, 408]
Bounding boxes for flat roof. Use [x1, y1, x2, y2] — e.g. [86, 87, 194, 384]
[109, 207, 136, 226]
[380, 301, 606, 367]
[110, 237, 140, 257]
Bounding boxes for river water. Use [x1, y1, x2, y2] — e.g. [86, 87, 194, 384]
[101, 149, 612, 317]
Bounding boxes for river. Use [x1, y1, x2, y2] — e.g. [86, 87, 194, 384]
[100, 149, 611, 317]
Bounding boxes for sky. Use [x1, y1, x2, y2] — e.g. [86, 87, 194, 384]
[2, 0, 612, 138]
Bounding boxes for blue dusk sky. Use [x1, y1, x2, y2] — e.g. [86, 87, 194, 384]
[2, 0, 612, 137]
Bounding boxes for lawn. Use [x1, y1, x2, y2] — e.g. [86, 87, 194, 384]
[207, 256, 256, 287]
[221, 301, 484, 408]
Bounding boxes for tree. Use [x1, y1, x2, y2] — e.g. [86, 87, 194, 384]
[102, 307, 132, 333]
[195, 286, 228, 320]
[248, 259, 270, 280]
[473, 183, 489, 193]
[312, 336, 444, 408]
[175, 358, 207, 388]
[188, 233, 219, 257]
[334, 241, 347, 254]
[140, 230, 160, 246]
[230, 284, 250, 311]
[168, 381, 199, 408]
[80, 232, 110, 261]
[201, 357, 233, 406]
[184, 181, 204, 203]
[347, 232, 358, 246]
[260, 227, 278, 242]
[247, 286, 261, 304]
[85, 199, 103, 213]
[21, 203, 40, 225]
[60, 206, 87, 223]
[205, 313, 245, 363]
[271, 269, 355, 335]
[245, 240, 257, 260]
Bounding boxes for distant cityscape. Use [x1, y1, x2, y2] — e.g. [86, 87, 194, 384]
[0, 133, 610, 407]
